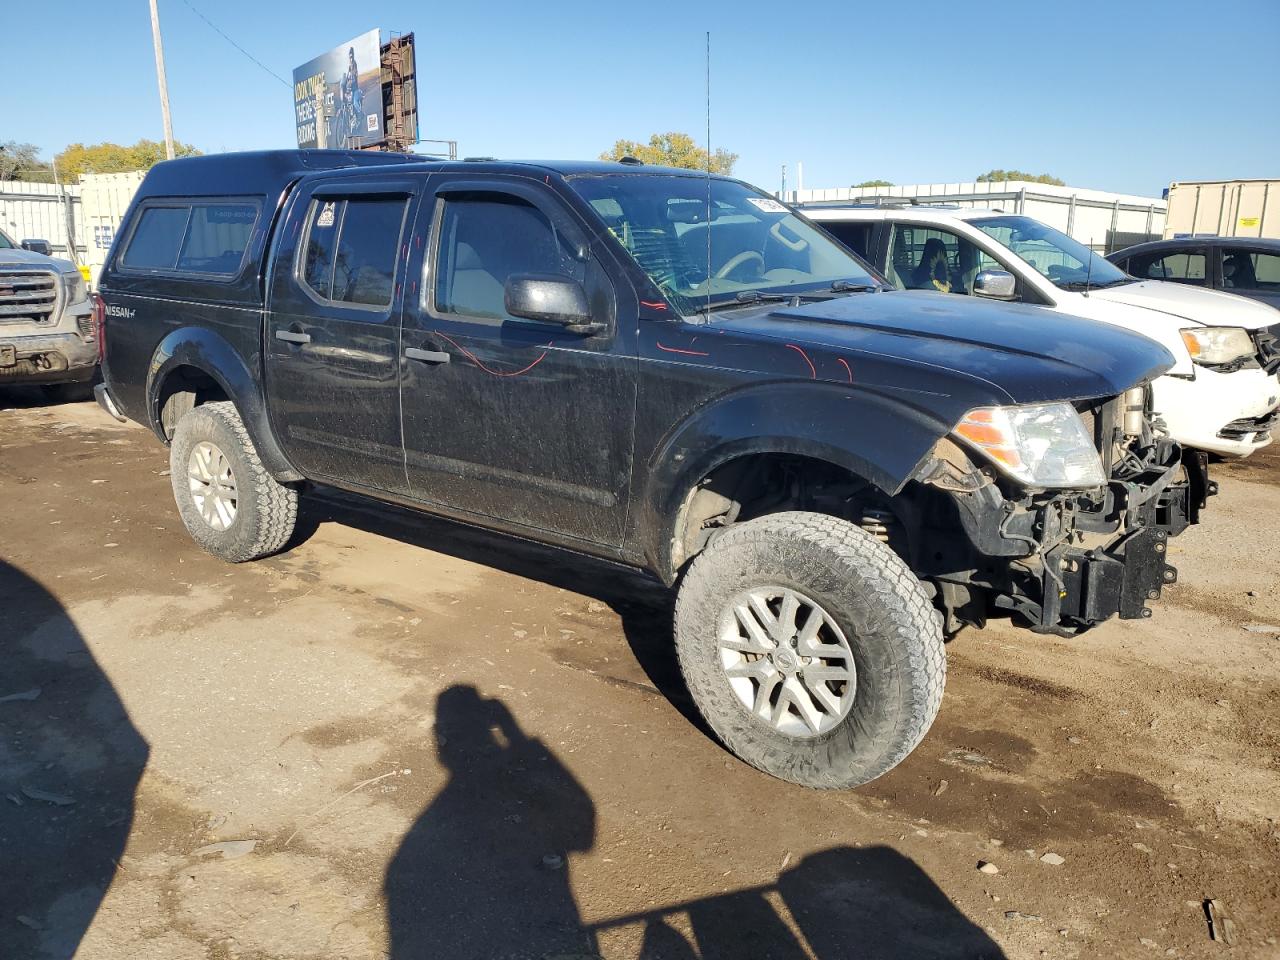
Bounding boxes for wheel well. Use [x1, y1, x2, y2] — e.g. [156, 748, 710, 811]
[156, 365, 229, 439]
[670, 453, 897, 573]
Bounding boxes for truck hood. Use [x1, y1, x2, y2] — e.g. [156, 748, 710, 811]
[723, 290, 1174, 405]
[0, 248, 74, 272]
[1091, 279, 1277, 331]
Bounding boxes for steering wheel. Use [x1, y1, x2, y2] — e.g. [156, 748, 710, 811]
[716, 250, 765, 280]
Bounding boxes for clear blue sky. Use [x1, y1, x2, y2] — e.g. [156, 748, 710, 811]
[10, 0, 1279, 196]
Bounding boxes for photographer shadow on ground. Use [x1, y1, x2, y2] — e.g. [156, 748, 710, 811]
[384, 685, 1005, 960]
[0, 559, 148, 958]
[383, 684, 598, 958]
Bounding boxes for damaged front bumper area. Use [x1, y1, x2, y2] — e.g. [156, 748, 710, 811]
[915, 409, 1213, 636]
[1037, 448, 1212, 631]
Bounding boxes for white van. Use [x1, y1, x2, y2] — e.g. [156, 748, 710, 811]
[805, 205, 1280, 457]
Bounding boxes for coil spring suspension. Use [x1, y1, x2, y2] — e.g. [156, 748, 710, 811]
[860, 508, 895, 544]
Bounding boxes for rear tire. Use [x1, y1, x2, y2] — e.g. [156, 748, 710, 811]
[169, 401, 297, 562]
[674, 511, 944, 788]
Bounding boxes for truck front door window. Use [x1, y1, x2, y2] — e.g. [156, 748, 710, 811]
[433, 197, 583, 325]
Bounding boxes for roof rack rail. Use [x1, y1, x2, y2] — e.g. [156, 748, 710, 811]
[462, 156, 497, 162]
[797, 197, 919, 209]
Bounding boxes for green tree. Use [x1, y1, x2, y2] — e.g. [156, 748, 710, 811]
[853, 179, 894, 188]
[600, 132, 737, 174]
[976, 169, 1065, 186]
[55, 139, 202, 180]
[0, 141, 53, 182]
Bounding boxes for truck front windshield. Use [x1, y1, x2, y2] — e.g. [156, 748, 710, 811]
[969, 215, 1131, 290]
[0, 231, 13, 250]
[569, 174, 879, 315]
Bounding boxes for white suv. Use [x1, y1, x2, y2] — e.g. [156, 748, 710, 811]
[804, 205, 1280, 457]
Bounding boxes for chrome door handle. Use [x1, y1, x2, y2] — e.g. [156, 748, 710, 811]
[405, 347, 450, 364]
[275, 329, 311, 344]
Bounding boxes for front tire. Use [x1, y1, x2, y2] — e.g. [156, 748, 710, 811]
[169, 401, 298, 562]
[674, 511, 944, 788]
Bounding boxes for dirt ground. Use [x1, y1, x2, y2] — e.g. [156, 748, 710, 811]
[1, 389, 1277, 960]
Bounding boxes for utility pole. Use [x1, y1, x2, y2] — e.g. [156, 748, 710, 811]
[50, 156, 80, 267]
[149, 0, 175, 160]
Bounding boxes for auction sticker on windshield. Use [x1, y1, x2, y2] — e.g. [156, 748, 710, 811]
[747, 197, 788, 213]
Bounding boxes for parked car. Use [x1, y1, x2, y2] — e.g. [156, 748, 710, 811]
[97, 151, 1204, 789]
[1108, 237, 1280, 312]
[0, 227, 98, 400]
[805, 204, 1280, 457]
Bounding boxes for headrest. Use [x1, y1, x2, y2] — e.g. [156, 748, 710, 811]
[454, 241, 483, 270]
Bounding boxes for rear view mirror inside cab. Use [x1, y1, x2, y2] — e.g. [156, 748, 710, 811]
[666, 200, 719, 225]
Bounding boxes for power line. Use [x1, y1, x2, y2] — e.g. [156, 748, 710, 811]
[177, 0, 291, 88]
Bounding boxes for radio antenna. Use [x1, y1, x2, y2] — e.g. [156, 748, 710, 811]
[1084, 236, 1094, 297]
[705, 30, 712, 318]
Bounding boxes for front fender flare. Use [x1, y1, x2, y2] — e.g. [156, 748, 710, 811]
[639, 381, 954, 581]
[146, 326, 302, 482]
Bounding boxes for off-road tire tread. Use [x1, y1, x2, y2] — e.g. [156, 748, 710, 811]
[170, 401, 297, 563]
[674, 511, 944, 789]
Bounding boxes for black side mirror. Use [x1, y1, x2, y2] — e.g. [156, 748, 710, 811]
[504, 274, 601, 334]
[21, 239, 53, 257]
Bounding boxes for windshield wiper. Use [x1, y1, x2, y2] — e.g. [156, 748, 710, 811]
[691, 290, 820, 314]
[1058, 277, 1133, 291]
[736, 290, 793, 304]
[831, 280, 880, 293]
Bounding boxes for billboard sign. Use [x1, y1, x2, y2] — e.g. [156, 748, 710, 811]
[293, 29, 384, 149]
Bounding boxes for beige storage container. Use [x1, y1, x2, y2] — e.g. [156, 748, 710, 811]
[1164, 179, 1279, 240]
[79, 171, 146, 289]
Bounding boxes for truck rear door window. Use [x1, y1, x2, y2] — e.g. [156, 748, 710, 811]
[299, 197, 407, 308]
[120, 201, 259, 277]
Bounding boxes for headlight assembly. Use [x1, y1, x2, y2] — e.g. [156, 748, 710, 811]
[952, 402, 1105, 488]
[1180, 326, 1255, 367]
[61, 271, 88, 306]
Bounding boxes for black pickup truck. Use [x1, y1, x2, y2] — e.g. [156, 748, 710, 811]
[95, 150, 1207, 788]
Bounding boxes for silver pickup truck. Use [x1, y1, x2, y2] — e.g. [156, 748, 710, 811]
[0, 228, 97, 400]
